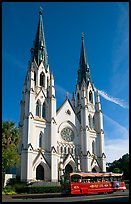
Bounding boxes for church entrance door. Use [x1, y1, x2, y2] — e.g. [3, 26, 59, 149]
[92, 167, 97, 172]
[65, 164, 73, 174]
[36, 164, 44, 180]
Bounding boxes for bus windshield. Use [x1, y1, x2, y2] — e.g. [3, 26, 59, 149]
[71, 174, 81, 182]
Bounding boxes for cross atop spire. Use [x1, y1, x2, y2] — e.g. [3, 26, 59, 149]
[39, 6, 43, 15]
[30, 7, 48, 68]
[77, 33, 91, 87]
[82, 32, 84, 39]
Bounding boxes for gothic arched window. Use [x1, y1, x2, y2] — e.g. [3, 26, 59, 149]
[61, 146, 63, 153]
[47, 77, 49, 88]
[34, 71, 36, 86]
[88, 114, 92, 129]
[88, 115, 91, 128]
[92, 141, 95, 154]
[89, 90, 93, 103]
[42, 101, 46, 118]
[40, 72, 45, 87]
[36, 100, 41, 117]
[39, 133, 42, 148]
[77, 93, 80, 106]
[68, 147, 70, 154]
[47, 77, 49, 97]
[92, 116, 95, 129]
[64, 146, 66, 154]
[71, 148, 73, 154]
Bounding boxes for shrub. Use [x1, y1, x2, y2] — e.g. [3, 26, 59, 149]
[28, 186, 62, 194]
[6, 178, 27, 186]
[3, 178, 62, 194]
[2, 186, 16, 195]
[15, 186, 62, 194]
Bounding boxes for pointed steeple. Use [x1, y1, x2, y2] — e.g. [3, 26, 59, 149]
[77, 33, 91, 87]
[30, 7, 48, 68]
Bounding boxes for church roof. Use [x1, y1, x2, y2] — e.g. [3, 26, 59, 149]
[30, 7, 48, 68]
[56, 98, 76, 117]
[77, 33, 91, 87]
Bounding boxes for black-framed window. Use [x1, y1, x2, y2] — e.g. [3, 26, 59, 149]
[40, 72, 45, 86]
[89, 90, 93, 103]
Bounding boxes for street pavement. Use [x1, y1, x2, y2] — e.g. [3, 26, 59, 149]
[2, 190, 129, 202]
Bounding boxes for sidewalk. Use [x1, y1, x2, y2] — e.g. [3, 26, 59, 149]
[2, 192, 62, 201]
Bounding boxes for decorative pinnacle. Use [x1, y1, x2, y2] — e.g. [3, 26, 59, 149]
[72, 92, 75, 100]
[66, 92, 69, 99]
[82, 32, 84, 39]
[39, 6, 43, 15]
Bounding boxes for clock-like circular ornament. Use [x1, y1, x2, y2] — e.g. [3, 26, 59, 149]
[61, 127, 74, 142]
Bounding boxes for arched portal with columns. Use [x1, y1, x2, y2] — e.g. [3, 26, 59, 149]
[65, 163, 73, 174]
[36, 164, 44, 180]
[92, 165, 100, 172]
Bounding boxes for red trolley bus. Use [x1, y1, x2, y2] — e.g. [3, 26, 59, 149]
[60, 172, 126, 195]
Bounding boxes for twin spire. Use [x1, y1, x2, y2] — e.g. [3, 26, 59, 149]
[77, 32, 91, 87]
[30, 8, 91, 85]
[31, 7, 48, 68]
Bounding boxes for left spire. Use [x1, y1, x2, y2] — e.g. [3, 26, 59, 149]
[30, 7, 48, 68]
[77, 33, 91, 87]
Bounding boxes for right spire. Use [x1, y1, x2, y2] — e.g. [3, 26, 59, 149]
[77, 33, 91, 87]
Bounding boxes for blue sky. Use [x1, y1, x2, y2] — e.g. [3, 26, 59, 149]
[2, 2, 129, 163]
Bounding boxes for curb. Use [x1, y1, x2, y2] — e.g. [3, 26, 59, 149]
[2, 192, 63, 201]
[12, 192, 62, 199]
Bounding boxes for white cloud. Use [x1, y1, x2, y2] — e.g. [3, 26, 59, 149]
[105, 138, 129, 163]
[94, 87, 129, 109]
[104, 114, 129, 163]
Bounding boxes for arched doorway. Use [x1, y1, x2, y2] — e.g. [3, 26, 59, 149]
[92, 167, 97, 172]
[65, 163, 73, 174]
[36, 164, 44, 180]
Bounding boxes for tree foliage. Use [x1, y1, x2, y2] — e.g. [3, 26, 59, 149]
[107, 153, 129, 179]
[2, 121, 20, 173]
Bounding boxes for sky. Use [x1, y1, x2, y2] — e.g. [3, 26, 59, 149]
[2, 2, 129, 163]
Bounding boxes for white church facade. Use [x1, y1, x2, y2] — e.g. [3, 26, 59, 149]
[18, 9, 106, 183]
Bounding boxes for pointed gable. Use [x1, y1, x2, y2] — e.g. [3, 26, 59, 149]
[63, 153, 76, 167]
[56, 98, 79, 125]
[57, 98, 75, 116]
[56, 99, 80, 143]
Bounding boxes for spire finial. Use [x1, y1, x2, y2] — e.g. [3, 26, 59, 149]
[82, 32, 84, 40]
[39, 6, 43, 15]
[66, 92, 69, 99]
[72, 92, 74, 99]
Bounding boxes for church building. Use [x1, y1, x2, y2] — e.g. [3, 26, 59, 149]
[19, 9, 106, 183]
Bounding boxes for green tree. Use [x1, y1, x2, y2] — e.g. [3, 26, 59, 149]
[113, 167, 121, 173]
[2, 121, 20, 187]
[107, 153, 129, 180]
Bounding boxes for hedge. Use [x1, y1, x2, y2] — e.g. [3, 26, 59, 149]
[15, 186, 62, 194]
